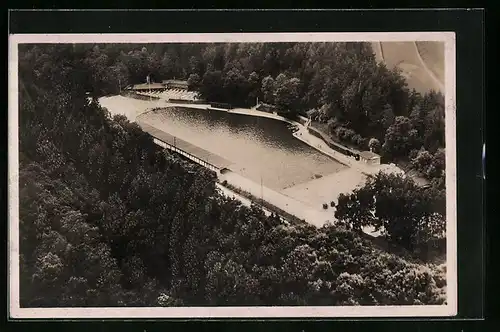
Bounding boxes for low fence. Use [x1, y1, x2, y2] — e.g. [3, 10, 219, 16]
[168, 98, 206, 104]
[153, 138, 219, 173]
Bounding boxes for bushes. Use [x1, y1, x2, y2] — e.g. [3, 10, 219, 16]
[18, 43, 448, 307]
[411, 148, 433, 172]
[352, 134, 367, 149]
[368, 138, 381, 153]
[256, 103, 278, 114]
[308, 126, 352, 156]
[220, 181, 303, 225]
[335, 172, 446, 254]
[333, 126, 368, 150]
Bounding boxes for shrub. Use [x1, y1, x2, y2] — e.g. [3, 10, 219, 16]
[327, 117, 340, 132]
[411, 148, 433, 174]
[330, 201, 336, 208]
[359, 137, 368, 150]
[335, 126, 347, 140]
[368, 138, 381, 153]
[352, 134, 363, 147]
[343, 129, 356, 142]
[408, 149, 420, 160]
[322, 203, 328, 209]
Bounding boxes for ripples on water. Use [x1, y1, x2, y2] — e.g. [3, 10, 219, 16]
[139, 107, 346, 190]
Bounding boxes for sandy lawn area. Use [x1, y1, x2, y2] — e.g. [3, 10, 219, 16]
[219, 171, 333, 227]
[98, 95, 164, 121]
[281, 167, 367, 209]
[415, 41, 445, 87]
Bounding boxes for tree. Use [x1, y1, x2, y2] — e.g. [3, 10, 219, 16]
[368, 138, 381, 153]
[157, 293, 183, 307]
[200, 70, 223, 102]
[18, 43, 448, 308]
[382, 116, 419, 159]
[380, 104, 396, 131]
[335, 188, 376, 233]
[318, 104, 334, 123]
[247, 71, 261, 105]
[411, 148, 433, 174]
[188, 55, 203, 76]
[410, 147, 445, 182]
[334, 272, 367, 305]
[223, 67, 248, 105]
[426, 149, 445, 180]
[335, 172, 445, 250]
[274, 77, 301, 114]
[187, 73, 201, 91]
[261, 75, 275, 104]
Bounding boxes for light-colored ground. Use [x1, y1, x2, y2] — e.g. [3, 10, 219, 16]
[219, 171, 333, 227]
[373, 41, 444, 94]
[371, 41, 384, 63]
[415, 41, 445, 87]
[282, 167, 367, 208]
[99, 95, 404, 230]
[215, 183, 277, 217]
[98, 95, 165, 121]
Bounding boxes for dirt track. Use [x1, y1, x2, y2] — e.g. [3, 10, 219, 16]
[373, 41, 444, 94]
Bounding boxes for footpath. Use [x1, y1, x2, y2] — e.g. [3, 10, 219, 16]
[101, 94, 403, 229]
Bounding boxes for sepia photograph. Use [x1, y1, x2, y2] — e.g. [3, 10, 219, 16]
[8, 32, 457, 318]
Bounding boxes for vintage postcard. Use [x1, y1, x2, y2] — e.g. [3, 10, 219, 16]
[8, 32, 456, 318]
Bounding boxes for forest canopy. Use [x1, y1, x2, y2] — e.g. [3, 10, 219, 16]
[29, 42, 446, 178]
[18, 43, 447, 307]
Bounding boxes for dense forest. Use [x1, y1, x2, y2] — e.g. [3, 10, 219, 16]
[61, 42, 445, 183]
[18, 44, 446, 307]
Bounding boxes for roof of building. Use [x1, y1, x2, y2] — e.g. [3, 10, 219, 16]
[132, 83, 165, 90]
[359, 151, 381, 160]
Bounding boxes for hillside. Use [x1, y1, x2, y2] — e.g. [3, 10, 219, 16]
[17, 43, 447, 307]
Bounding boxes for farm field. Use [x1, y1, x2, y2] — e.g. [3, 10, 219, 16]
[415, 41, 445, 87]
[373, 41, 444, 94]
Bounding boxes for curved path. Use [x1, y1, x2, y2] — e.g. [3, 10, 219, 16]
[413, 41, 445, 92]
[376, 41, 444, 93]
[99, 95, 404, 228]
[101, 95, 401, 178]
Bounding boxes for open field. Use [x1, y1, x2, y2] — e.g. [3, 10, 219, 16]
[415, 41, 445, 86]
[373, 41, 444, 94]
[282, 167, 367, 208]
